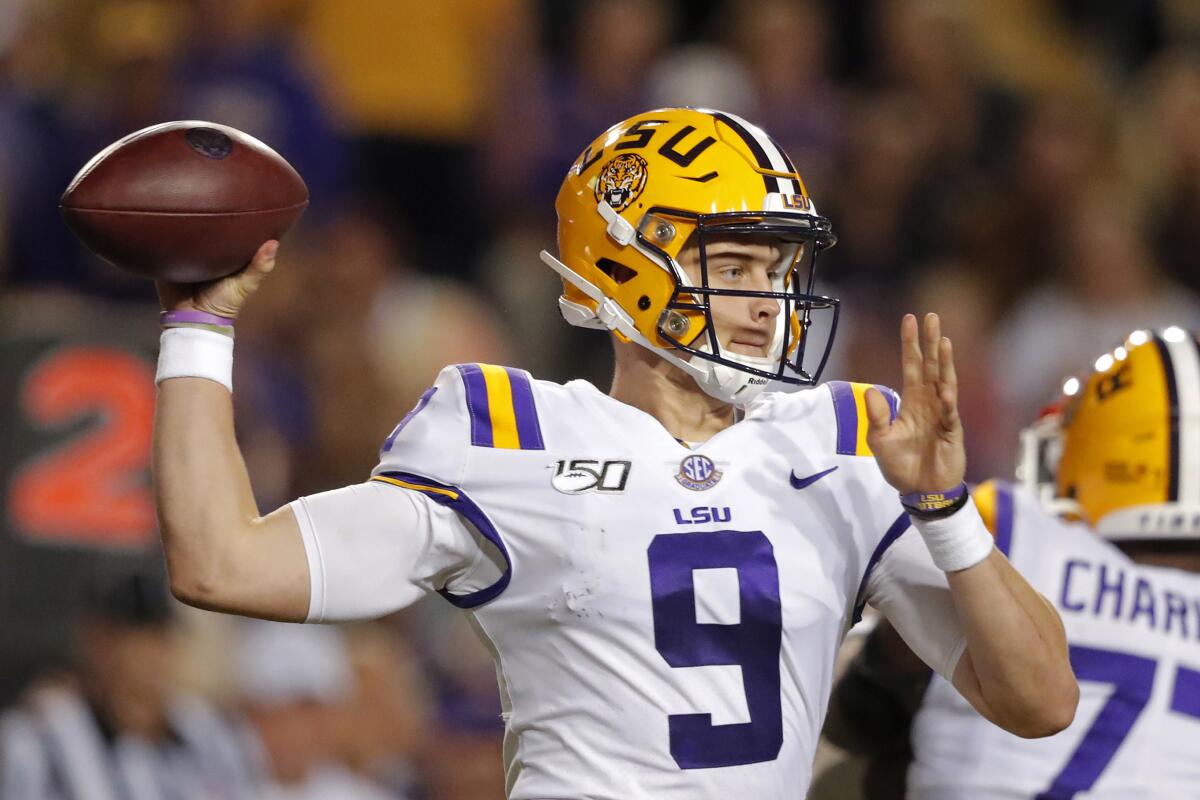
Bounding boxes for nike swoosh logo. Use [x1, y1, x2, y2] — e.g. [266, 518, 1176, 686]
[679, 171, 719, 183]
[790, 466, 839, 489]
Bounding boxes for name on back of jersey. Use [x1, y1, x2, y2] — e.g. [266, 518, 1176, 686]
[1060, 557, 1200, 642]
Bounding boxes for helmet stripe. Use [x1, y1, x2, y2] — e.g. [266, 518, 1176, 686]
[1165, 332, 1200, 503]
[711, 111, 796, 195]
[767, 133, 805, 196]
[1153, 334, 1182, 502]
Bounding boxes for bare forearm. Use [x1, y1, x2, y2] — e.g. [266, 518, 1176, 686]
[949, 549, 1076, 736]
[153, 377, 259, 592]
[150, 244, 309, 620]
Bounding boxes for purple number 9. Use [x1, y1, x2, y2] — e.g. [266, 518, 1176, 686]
[648, 530, 782, 769]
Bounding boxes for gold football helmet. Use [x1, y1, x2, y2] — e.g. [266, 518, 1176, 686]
[1021, 328, 1200, 540]
[540, 108, 837, 405]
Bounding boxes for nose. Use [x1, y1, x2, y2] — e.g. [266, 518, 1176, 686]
[751, 297, 781, 324]
[750, 283, 781, 323]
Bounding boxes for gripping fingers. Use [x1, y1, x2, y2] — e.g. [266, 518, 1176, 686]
[230, 240, 278, 293]
[247, 240, 278, 277]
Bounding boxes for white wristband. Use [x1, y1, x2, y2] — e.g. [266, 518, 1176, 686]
[910, 497, 995, 573]
[156, 327, 234, 391]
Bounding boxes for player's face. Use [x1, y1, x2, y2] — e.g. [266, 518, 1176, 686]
[677, 235, 788, 357]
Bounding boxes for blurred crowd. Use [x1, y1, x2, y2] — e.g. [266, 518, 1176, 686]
[1, 0, 1199, 797]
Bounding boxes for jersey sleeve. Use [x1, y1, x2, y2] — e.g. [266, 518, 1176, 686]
[292, 481, 506, 622]
[862, 528, 968, 682]
[293, 364, 519, 622]
[374, 364, 474, 486]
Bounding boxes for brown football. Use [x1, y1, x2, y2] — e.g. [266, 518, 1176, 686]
[60, 121, 308, 283]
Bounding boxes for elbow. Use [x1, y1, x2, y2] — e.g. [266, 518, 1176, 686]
[161, 537, 230, 611]
[165, 561, 220, 610]
[1005, 675, 1079, 739]
[1035, 677, 1080, 738]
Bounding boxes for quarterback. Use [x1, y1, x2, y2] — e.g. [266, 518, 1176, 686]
[826, 329, 1200, 799]
[152, 109, 1075, 799]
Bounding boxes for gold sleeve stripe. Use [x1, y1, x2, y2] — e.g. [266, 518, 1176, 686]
[371, 475, 460, 500]
[830, 381, 898, 457]
[851, 382, 875, 457]
[478, 364, 521, 450]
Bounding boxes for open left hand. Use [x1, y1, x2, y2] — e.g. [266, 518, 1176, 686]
[865, 312, 965, 496]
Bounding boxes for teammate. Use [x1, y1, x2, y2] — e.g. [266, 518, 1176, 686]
[826, 327, 1200, 799]
[151, 108, 1075, 799]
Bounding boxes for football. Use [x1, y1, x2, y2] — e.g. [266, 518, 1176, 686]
[60, 121, 308, 283]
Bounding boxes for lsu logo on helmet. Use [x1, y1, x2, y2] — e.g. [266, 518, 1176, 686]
[594, 154, 648, 212]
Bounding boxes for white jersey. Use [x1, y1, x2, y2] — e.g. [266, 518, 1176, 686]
[292, 364, 976, 800]
[909, 481, 1200, 800]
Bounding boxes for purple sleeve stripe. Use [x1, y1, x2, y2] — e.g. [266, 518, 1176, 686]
[456, 364, 494, 448]
[994, 482, 1015, 557]
[382, 386, 438, 453]
[505, 367, 545, 451]
[852, 512, 912, 624]
[828, 381, 859, 456]
[376, 470, 512, 609]
[874, 384, 899, 422]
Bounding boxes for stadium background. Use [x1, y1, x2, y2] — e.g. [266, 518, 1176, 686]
[0, 0, 1197, 796]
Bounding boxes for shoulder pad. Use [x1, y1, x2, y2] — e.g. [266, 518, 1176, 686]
[453, 363, 545, 451]
[826, 381, 900, 457]
[374, 363, 545, 485]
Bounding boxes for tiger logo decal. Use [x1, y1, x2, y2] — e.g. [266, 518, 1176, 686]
[594, 154, 648, 212]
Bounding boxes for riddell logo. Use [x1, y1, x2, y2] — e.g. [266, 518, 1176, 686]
[551, 459, 631, 494]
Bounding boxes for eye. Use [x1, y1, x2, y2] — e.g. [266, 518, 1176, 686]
[715, 264, 743, 281]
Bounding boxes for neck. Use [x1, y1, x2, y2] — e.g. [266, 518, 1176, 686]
[609, 340, 735, 443]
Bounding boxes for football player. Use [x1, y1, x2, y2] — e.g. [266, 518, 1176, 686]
[151, 108, 1075, 799]
[826, 327, 1200, 799]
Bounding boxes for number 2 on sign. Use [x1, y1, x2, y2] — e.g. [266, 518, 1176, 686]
[9, 347, 156, 546]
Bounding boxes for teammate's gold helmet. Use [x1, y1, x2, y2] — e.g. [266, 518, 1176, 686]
[1029, 328, 1200, 541]
[540, 108, 837, 406]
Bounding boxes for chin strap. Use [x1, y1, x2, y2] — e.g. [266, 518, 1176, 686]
[539, 249, 768, 406]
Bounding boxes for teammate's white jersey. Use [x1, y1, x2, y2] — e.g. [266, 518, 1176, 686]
[292, 364, 976, 800]
[909, 481, 1200, 800]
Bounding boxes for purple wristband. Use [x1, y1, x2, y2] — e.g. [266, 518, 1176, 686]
[901, 482, 968, 514]
[160, 310, 234, 328]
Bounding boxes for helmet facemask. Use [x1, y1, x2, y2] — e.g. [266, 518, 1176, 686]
[637, 208, 839, 404]
[1016, 406, 1084, 519]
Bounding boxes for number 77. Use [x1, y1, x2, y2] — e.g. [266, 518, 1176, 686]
[1037, 646, 1200, 800]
